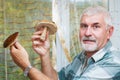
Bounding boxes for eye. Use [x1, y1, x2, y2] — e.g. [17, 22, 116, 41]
[93, 25, 100, 29]
[80, 24, 88, 29]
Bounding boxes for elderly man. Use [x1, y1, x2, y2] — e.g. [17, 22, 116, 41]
[10, 6, 120, 80]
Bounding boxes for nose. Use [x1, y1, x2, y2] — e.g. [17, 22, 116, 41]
[85, 27, 92, 36]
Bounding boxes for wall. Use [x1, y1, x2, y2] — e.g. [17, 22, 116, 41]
[109, 0, 120, 50]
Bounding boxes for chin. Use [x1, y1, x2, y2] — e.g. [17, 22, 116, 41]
[81, 43, 98, 52]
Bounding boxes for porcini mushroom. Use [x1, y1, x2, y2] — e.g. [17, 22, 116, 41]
[3, 32, 19, 48]
[34, 20, 57, 41]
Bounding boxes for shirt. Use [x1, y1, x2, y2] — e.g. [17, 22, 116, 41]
[58, 41, 120, 80]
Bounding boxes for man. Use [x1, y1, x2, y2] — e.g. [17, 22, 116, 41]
[10, 6, 120, 80]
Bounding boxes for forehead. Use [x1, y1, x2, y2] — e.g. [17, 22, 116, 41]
[80, 14, 106, 25]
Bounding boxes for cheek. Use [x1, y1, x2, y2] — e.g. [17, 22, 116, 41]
[79, 31, 83, 40]
[94, 31, 108, 44]
[93, 32, 102, 40]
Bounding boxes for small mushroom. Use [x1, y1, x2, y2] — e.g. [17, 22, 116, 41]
[34, 20, 57, 41]
[3, 32, 19, 48]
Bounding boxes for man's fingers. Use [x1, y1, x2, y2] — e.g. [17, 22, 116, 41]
[33, 40, 42, 44]
[31, 35, 40, 41]
[33, 31, 42, 35]
[14, 42, 24, 50]
[32, 31, 49, 41]
[10, 45, 16, 53]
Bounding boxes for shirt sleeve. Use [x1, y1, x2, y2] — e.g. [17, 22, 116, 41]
[58, 68, 67, 80]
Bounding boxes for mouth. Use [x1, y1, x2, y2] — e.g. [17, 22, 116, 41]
[83, 40, 96, 44]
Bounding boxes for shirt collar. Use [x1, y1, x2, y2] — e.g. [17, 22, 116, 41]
[92, 41, 112, 62]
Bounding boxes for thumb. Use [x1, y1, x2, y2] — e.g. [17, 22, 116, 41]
[10, 44, 17, 53]
[14, 42, 24, 50]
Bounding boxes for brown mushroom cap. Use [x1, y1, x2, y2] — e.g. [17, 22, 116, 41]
[35, 21, 57, 35]
[3, 32, 19, 48]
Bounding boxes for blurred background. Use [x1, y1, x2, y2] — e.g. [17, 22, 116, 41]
[0, 0, 120, 80]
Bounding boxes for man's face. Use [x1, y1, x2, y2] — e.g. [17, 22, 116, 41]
[79, 14, 113, 53]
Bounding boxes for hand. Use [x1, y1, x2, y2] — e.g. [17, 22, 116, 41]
[10, 42, 31, 70]
[31, 30, 50, 56]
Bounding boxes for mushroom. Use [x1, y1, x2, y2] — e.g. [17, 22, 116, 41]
[3, 32, 19, 48]
[34, 20, 57, 41]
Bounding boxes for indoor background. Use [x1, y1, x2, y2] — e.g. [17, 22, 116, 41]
[0, 0, 120, 80]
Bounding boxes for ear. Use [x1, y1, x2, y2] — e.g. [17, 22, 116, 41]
[107, 26, 114, 39]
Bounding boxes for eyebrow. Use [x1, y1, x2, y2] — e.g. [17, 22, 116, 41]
[80, 23, 87, 26]
[80, 22, 101, 25]
[93, 23, 100, 25]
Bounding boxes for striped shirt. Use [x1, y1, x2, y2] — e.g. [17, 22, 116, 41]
[58, 41, 120, 80]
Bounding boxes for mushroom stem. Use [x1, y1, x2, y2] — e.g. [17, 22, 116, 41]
[40, 27, 47, 41]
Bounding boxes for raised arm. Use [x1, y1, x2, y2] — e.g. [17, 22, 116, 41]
[31, 30, 58, 80]
[10, 42, 51, 80]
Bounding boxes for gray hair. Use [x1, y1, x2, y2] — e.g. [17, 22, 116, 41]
[80, 6, 113, 27]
